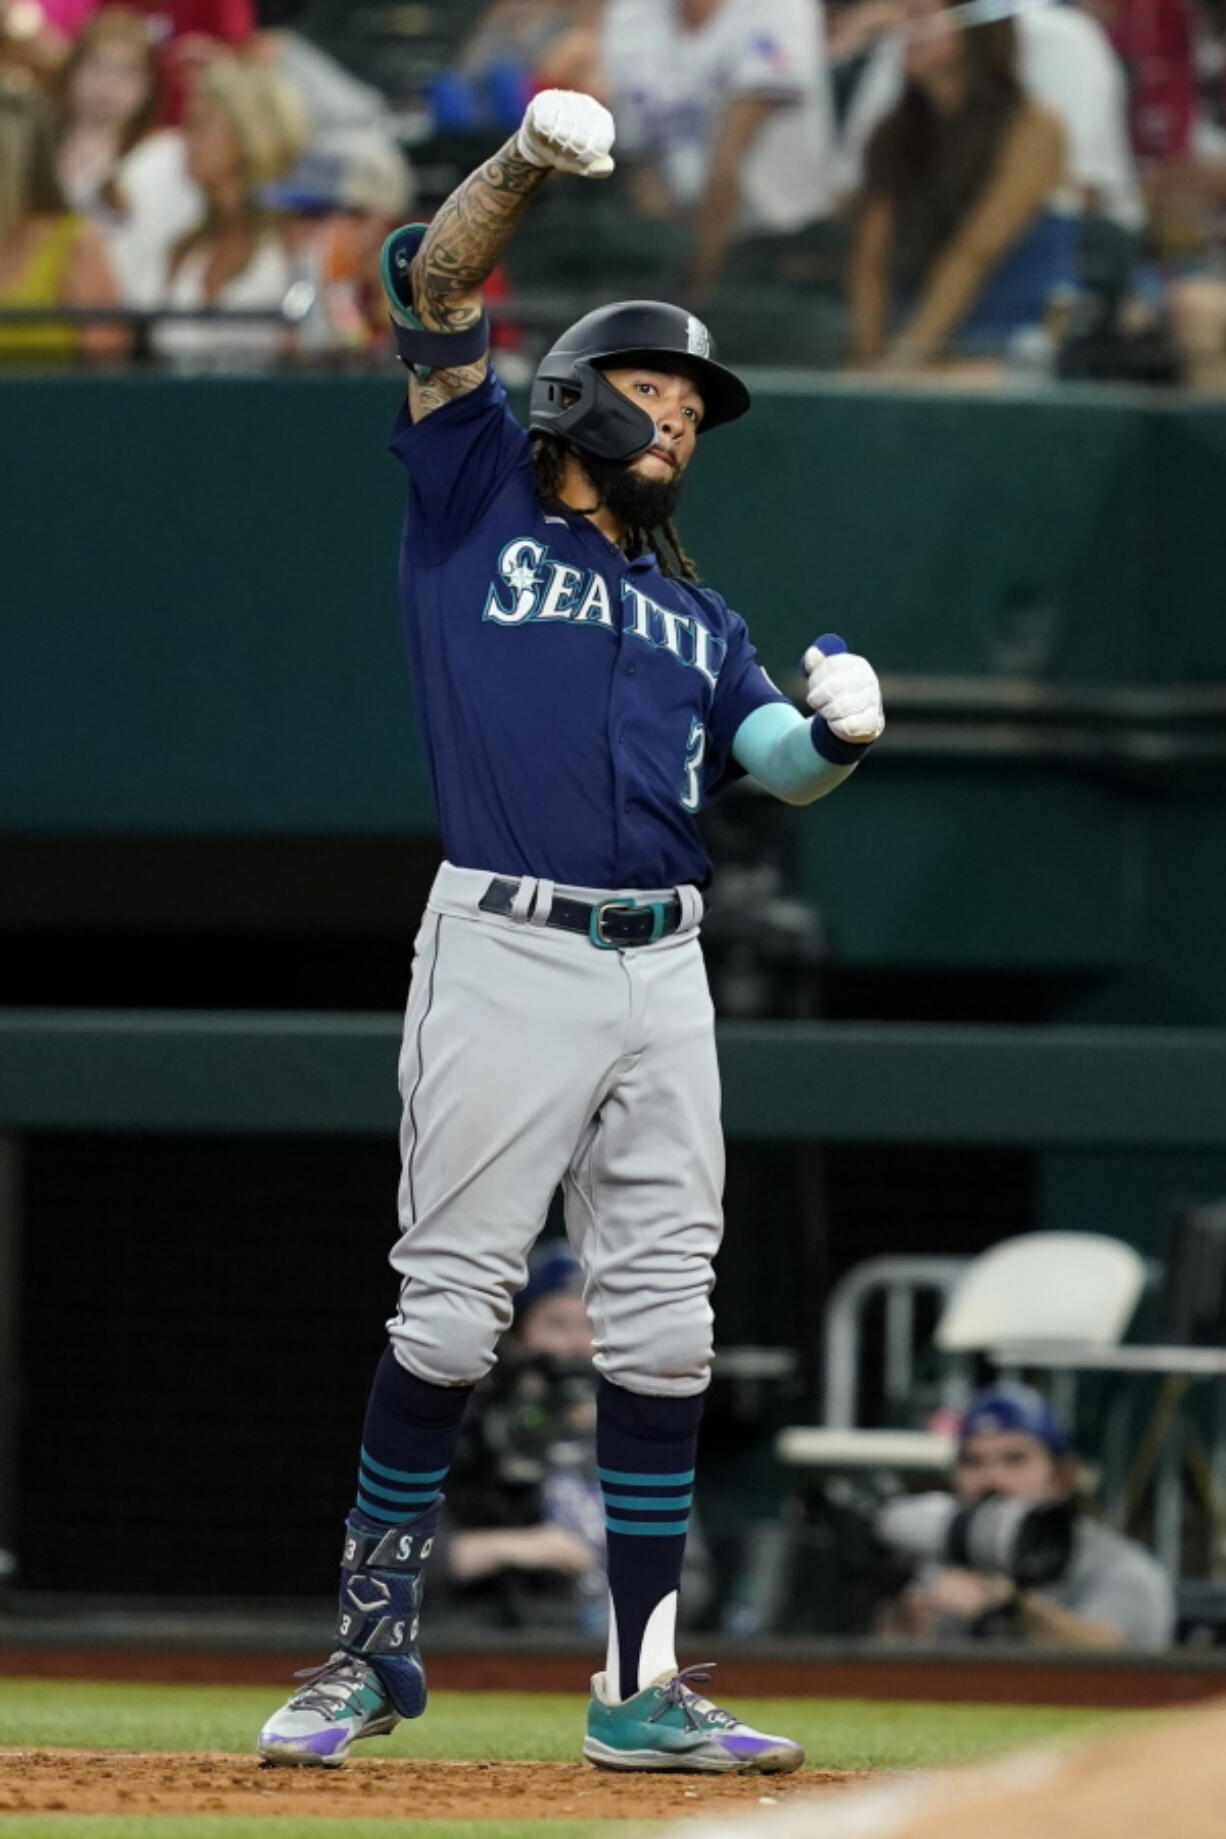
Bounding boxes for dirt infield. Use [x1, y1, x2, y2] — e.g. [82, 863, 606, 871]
[651, 1697, 1226, 1839]
[0, 1750, 863, 1821]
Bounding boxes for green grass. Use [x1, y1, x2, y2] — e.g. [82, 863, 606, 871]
[0, 1680, 1154, 1839]
[0, 1678, 1145, 1771]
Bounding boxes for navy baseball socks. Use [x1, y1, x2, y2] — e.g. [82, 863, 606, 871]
[258, 1349, 470, 1767]
[583, 1378, 803, 1775]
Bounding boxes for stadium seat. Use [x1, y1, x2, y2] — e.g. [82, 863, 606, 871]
[935, 1231, 1148, 1352]
[776, 1232, 1147, 1479]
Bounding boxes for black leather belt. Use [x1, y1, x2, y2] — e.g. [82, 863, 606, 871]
[479, 877, 684, 949]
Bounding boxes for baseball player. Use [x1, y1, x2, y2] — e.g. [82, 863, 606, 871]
[258, 90, 884, 1775]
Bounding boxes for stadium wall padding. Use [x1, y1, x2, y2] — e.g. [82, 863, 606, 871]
[3, 373, 1224, 999]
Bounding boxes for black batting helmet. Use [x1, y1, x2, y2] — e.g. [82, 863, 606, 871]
[529, 300, 751, 464]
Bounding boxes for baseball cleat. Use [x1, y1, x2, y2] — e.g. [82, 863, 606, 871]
[257, 1651, 399, 1767]
[583, 1663, 804, 1774]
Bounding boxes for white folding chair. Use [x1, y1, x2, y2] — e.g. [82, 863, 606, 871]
[936, 1231, 1147, 1352]
[777, 1232, 1146, 1480]
[937, 1231, 1147, 1422]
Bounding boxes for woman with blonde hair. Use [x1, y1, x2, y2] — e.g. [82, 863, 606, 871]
[0, 80, 125, 362]
[55, 9, 160, 213]
[52, 9, 201, 305]
[155, 53, 309, 365]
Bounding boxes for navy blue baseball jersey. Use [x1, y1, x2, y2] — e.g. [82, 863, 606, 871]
[389, 370, 789, 890]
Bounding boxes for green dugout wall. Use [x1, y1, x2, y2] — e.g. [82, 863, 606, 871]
[5, 372, 1222, 833]
[4, 372, 1225, 997]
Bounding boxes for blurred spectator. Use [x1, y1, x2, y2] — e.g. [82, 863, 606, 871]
[29, 0, 254, 120]
[1128, 0, 1226, 376]
[848, 0, 1068, 368]
[1086, 0, 1198, 165]
[876, 1383, 1176, 1649]
[440, 1244, 608, 1632]
[54, 12, 160, 212]
[450, 0, 606, 121]
[154, 52, 306, 365]
[0, 0, 65, 83]
[459, 0, 598, 85]
[535, 0, 606, 92]
[271, 126, 412, 351]
[439, 1242, 712, 1634]
[0, 78, 126, 361]
[838, 1, 1145, 238]
[600, 0, 834, 297]
[52, 8, 201, 304]
[256, 17, 393, 140]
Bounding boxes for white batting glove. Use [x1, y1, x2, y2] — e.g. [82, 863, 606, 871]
[803, 645, 885, 744]
[516, 89, 615, 178]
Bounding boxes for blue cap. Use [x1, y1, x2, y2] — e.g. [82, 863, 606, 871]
[959, 1382, 1071, 1457]
[515, 1242, 583, 1319]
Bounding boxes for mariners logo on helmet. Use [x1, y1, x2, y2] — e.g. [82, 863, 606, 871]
[685, 316, 712, 359]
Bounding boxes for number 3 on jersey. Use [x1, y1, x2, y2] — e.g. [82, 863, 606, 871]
[681, 718, 706, 812]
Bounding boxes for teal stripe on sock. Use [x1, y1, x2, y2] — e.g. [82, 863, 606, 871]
[361, 1449, 449, 1485]
[358, 1472, 439, 1507]
[357, 1492, 407, 1524]
[601, 1492, 693, 1512]
[605, 1515, 690, 1536]
[597, 1466, 695, 1488]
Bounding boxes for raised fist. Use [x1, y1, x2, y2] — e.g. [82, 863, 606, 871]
[516, 89, 615, 178]
[803, 645, 885, 745]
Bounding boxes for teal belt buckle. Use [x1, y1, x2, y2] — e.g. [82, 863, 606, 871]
[589, 898, 669, 949]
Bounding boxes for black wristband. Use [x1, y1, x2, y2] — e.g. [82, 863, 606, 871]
[810, 716, 875, 766]
[392, 312, 491, 374]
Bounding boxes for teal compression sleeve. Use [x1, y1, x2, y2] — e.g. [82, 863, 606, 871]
[731, 703, 860, 806]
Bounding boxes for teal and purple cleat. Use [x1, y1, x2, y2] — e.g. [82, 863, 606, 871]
[256, 1652, 400, 1767]
[583, 1664, 804, 1774]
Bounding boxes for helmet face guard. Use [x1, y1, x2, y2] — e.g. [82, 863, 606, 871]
[529, 301, 751, 465]
[533, 363, 659, 463]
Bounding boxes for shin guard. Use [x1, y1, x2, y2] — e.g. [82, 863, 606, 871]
[336, 1500, 438, 1718]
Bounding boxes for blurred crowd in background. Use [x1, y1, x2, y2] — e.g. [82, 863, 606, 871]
[6, 0, 1226, 382]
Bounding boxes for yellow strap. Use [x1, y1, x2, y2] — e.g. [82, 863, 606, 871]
[0, 214, 83, 307]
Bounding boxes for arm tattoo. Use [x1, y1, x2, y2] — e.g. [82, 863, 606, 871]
[413, 138, 547, 332]
[408, 139, 548, 418]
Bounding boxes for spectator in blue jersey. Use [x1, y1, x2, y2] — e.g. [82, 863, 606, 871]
[600, 0, 835, 297]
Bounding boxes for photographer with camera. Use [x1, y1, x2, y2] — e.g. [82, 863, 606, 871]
[877, 1384, 1175, 1650]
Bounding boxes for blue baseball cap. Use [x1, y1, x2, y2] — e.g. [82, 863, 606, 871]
[515, 1242, 584, 1319]
[959, 1382, 1072, 1457]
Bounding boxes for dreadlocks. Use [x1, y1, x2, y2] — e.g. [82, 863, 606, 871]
[530, 434, 700, 584]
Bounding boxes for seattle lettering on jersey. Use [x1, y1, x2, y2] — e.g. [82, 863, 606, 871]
[482, 538, 727, 687]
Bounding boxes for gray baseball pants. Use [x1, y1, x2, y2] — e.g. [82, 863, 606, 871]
[387, 862, 722, 1398]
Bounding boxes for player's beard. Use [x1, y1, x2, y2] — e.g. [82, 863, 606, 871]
[581, 449, 684, 531]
